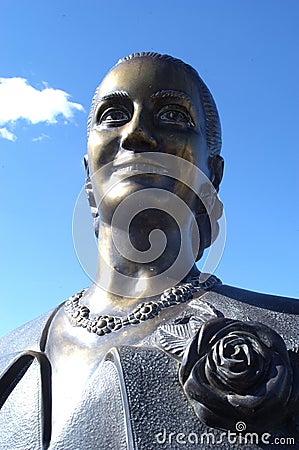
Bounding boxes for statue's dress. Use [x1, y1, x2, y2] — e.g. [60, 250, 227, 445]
[1, 282, 299, 449]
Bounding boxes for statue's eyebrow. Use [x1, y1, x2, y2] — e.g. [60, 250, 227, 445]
[98, 90, 130, 102]
[151, 90, 192, 106]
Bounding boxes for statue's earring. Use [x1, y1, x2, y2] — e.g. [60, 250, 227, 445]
[84, 154, 100, 238]
[194, 167, 224, 261]
[209, 154, 224, 192]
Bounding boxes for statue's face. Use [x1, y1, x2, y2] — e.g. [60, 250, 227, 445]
[88, 57, 212, 222]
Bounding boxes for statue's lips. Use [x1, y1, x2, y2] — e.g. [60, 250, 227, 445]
[111, 162, 169, 176]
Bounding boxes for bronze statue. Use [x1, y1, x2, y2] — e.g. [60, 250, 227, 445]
[1, 52, 299, 449]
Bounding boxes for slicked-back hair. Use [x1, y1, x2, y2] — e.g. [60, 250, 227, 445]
[87, 52, 222, 156]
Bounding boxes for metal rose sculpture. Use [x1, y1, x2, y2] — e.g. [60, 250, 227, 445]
[179, 317, 296, 431]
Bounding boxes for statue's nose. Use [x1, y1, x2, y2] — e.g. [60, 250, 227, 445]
[121, 114, 158, 152]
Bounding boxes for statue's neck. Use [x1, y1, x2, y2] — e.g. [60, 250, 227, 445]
[84, 213, 199, 314]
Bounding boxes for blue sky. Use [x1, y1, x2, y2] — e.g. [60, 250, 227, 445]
[1, 0, 298, 337]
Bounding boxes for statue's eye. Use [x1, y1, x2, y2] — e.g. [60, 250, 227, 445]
[98, 107, 131, 126]
[158, 106, 194, 128]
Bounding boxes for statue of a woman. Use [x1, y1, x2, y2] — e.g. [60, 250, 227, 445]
[1, 53, 298, 449]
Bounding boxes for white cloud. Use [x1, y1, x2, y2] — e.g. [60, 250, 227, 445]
[32, 133, 49, 142]
[0, 77, 84, 140]
[0, 127, 17, 141]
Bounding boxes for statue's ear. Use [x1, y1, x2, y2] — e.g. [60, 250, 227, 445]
[209, 155, 224, 192]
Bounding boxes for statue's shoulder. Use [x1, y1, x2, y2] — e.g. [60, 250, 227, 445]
[0, 303, 63, 363]
[0, 305, 62, 450]
[210, 282, 299, 314]
[196, 282, 299, 351]
[0, 303, 63, 450]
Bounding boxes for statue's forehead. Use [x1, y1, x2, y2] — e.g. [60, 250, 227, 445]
[96, 58, 202, 105]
